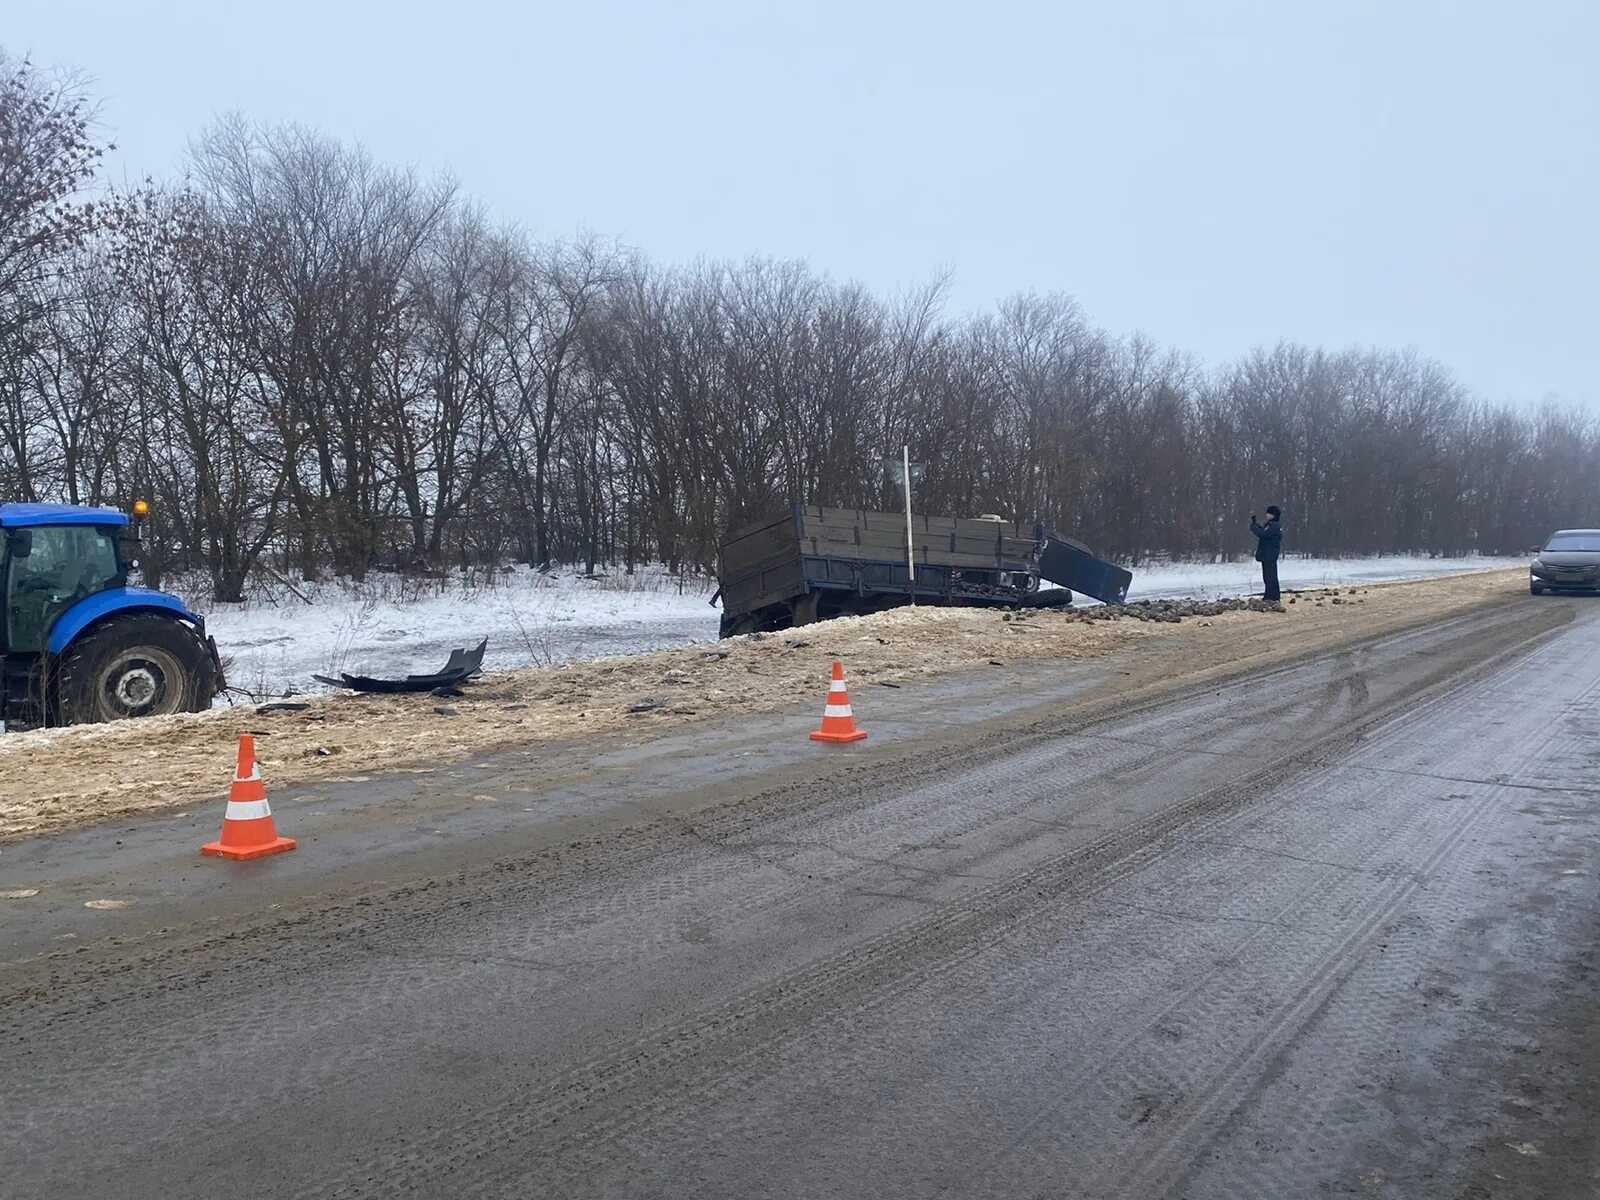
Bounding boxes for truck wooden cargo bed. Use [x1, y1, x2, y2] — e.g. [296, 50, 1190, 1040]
[716, 503, 1131, 636]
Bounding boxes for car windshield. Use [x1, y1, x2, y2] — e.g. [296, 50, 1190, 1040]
[1544, 534, 1600, 552]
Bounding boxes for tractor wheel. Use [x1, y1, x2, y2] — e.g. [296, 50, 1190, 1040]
[55, 614, 217, 725]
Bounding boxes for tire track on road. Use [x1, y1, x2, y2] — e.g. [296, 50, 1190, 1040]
[292, 609, 1565, 1197]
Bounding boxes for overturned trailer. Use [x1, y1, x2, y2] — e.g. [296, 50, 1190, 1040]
[715, 504, 1132, 637]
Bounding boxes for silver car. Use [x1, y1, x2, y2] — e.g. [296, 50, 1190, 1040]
[1529, 529, 1600, 595]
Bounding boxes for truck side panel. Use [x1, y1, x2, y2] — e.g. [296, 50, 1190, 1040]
[1039, 534, 1133, 605]
[718, 509, 804, 616]
[718, 504, 1129, 630]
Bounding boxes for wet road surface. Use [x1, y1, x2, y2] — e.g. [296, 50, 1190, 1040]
[3, 599, 1598, 1198]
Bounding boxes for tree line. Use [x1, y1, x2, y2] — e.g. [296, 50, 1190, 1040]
[3, 52, 1596, 601]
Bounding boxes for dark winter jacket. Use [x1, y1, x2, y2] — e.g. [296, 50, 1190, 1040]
[1250, 515, 1283, 561]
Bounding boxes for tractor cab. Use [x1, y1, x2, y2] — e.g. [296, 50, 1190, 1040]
[2, 505, 130, 657]
[1, 503, 221, 729]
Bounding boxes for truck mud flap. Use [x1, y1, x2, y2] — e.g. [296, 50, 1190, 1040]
[1039, 534, 1132, 605]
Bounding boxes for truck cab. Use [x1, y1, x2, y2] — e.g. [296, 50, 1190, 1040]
[1, 503, 221, 728]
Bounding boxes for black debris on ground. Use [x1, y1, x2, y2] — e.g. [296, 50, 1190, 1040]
[1012, 596, 1291, 627]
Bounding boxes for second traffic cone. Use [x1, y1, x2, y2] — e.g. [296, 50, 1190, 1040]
[810, 660, 868, 743]
[201, 734, 297, 860]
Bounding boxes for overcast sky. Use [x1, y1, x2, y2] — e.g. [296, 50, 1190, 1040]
[11, 0, 1597, 406]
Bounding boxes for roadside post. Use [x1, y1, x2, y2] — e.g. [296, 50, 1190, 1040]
[884, 448, 926, 605]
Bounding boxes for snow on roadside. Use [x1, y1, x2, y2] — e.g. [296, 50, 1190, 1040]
[192, 566, 718, 701]
[184, 556, 1521, 701]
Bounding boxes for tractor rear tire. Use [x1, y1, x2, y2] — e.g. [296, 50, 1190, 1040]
[55, 614, 217, 725]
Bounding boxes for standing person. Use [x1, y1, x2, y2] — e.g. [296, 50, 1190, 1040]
[1250, 506, 1283, 602]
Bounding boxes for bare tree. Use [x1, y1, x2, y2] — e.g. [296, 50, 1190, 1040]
[7, 48, 1598, 589]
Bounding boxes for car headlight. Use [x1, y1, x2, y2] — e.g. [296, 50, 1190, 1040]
[1531, 558, 1543, 570]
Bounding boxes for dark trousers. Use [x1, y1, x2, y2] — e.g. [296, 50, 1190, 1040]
[1260, 556, 1280, 602]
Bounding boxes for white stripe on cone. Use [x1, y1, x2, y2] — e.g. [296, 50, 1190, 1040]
[829, 681, 848, 693]
[823, 704, 854, 718]
[224, 799, 273, 821]
[234, 764, 262, 783]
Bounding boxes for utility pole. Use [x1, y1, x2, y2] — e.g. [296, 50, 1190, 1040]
[884, 448, 924, 604]
[902, 445, 917, 603]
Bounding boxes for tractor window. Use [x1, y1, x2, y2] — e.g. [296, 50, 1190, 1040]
[3, 524, 124, 654]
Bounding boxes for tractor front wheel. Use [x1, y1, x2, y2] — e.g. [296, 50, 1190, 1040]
[55, 615, 217, 725]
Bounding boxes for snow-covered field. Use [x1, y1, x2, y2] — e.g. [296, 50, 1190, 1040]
[190, 555, 1523, 701]
[196, 567, 719, 701]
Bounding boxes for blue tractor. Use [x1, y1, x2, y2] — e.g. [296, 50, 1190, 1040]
[1, 502, 222, 729]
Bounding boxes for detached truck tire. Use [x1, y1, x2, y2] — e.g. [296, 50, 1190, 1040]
[56, 613, 217, 723]
[1019, 587, 1075, 610]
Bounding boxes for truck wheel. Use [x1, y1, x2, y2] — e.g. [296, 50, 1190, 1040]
[790, 592, 821, 627]
[55, 614, 217, 724]
[1020, 588, 1075, 610]
[719, 614, 759, 638]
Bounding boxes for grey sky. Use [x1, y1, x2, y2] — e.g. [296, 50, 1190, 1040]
[11, 0, 1597, 406]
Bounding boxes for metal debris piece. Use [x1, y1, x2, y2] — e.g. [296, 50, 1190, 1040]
[313, 640, 487, 694]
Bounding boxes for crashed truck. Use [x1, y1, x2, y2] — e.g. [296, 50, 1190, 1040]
[715, 504, 1132, 637]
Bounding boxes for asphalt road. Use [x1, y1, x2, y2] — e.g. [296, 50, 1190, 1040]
[3, 598, 1598, 1198]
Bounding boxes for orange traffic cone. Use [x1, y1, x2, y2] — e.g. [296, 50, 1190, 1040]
[201, 734, 297, 860]
[810, 660, 868, 743]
